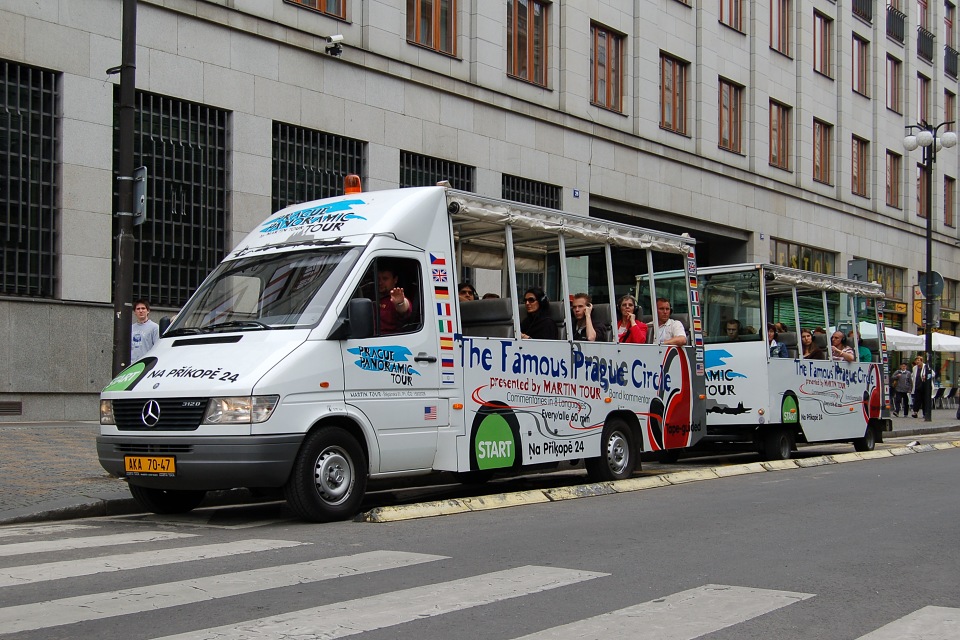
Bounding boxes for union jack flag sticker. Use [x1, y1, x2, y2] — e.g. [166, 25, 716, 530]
[432, 268, 448, 283]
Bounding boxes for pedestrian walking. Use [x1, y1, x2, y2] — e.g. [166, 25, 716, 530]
[890, 362, 912, 417]
[131, 299, 160, 363]
[911, 356, 933, 419]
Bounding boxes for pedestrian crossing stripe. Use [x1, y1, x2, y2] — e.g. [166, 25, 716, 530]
[152, 565, 606, 640]
[511, 584, 813, 640]
[0, 523, 98, 540]
[0, 531, 196, 558]
[0, 550, 447, 634]
[0, 539, 306, 587]
[855, 606, 960, 639]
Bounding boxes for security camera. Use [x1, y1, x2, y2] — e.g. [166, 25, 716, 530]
[326, 34, 344, 44]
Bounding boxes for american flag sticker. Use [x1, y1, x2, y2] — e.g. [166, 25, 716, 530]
[430, 253, 446, 265]
[436, 302, 451, 316]
[432, 268, 448, 283]
[424, 406, 437, 420]
[696, 363, 704, 376]
[440, 336, 454, 350]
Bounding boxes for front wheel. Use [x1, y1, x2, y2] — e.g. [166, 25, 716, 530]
[284, 427, 367, 522]
[853, 425, 877, 452]
[762, 428, 793, 461]
[128, 485, 206, 514]
[586, 419, 636, 482]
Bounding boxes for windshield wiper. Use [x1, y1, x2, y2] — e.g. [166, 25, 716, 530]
[162, 327, 203, 337]
[203, 320, 271, 333]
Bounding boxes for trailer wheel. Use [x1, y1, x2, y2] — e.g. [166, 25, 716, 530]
[128, 485, 206, 514]
[586, 418, 636, 481]
[853, 425, 876, 452]
[284, 427, 366, 522]
[762, 428, 793, 461]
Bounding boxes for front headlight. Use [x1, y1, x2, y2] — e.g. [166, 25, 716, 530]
[203, 395, 279, 424]
[100, 400, 116, 425]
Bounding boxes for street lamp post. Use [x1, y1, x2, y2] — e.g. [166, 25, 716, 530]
[903, 122, 957, 421]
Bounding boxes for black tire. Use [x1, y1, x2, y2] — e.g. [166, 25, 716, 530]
[284, 427, 367, 522]
[762, 428, 792, 461]
[128, 485, 206, 514]
[585, 419, 636, 481]
[853, 425, 877, 452]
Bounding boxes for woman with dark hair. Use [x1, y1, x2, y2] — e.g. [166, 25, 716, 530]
[767, 323, 789, 358]
[615, 294, 647, 344]
[800, 328, 825, 360]
[520, 287, 558, 339]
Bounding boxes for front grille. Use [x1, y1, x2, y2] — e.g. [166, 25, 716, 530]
[114, 443, 194, 454]
[113, 398, 208, 431]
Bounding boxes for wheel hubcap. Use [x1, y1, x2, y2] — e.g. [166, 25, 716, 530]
[606, 431, 629, 475]
[313, 447, 353, 504]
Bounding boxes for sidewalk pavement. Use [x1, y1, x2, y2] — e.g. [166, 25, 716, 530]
[2, 412, 959, 526]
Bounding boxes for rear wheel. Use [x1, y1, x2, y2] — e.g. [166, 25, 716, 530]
[284, 427, 367, 522]
[128, 485, 206, 514]
[762, 428, 792, 461]
[586, 419, 636, 481]
[853, 425, 876, 452]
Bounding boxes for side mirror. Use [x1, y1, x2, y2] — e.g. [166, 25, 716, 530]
[348, 298, 375, 339]
[158, 316, 171, 336]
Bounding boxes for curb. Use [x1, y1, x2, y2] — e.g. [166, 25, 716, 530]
[361, 440, 960, 523]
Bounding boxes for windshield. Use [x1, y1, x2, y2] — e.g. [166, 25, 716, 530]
[167, 247, 360, 334]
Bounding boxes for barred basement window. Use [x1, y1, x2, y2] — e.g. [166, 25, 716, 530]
[400, 151, 474, 190]
[113, 90, 228, 308]
[1, 61, 59, 298]
[273, 123, 365, 212]
[501, 174, 561, 209]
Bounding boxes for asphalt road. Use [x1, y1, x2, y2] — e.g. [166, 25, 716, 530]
[0, 441, 956, 639]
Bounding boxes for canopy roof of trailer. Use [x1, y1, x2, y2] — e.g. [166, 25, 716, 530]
[696, 263, 884, 297]
[446, 190, 696, 260]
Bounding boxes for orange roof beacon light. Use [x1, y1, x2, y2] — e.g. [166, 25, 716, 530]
[344, 174, 362, 194]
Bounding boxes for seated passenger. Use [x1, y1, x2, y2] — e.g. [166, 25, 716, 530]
[800, 328, 825, 360]
[724, 319, 743, 342]
[615, 294, 647, 344]
[850, 330, 871, 362]
[652, 298, 687, 345]
[768, 323, 789, 358]
[378, 266, 414, 334]
[520, 287, 558, 340]
[458, 283, 478, 302]
[571, 293, 607, 342]
[830, 331, 856, 362]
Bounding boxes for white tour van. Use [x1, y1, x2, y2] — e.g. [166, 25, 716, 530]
[98, 181, 707, 521]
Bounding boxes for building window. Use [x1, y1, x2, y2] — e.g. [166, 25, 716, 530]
[918, 0, 930, 29]
[886, 56, 902, 113]
[507, 0, 548, 87]
[947, 91, 957, 131]
[720, 0, 743, 31]
[866, 261, 905, 300]
[590, 24, 623, 112]
[400, 151, 475, 190]
[771, 0, 791, 55]
[771, 238, 837, 274]
[813, 119, 833, 184]
[770, 101, 791, 170]
[406, 0, 457, 55]
[853, 35, 869, 96]
[1, 61, 59, 299]
[887, 150, 902, 208]
[918, 74, 930, 124]
[284, 0, 345, 19]
[918, 163, 930, 218]
[272, 123, 365, 212]
[502, 174, 561, 209]
[852, 136, 869, 197]
[947, 2, 956, 48]
[115, 90, 228, 308]
[814, 12, 833, 77]
[946, 176, 956, 227]
[719, 79, 743, 153]
[660, 54, 688, 134]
